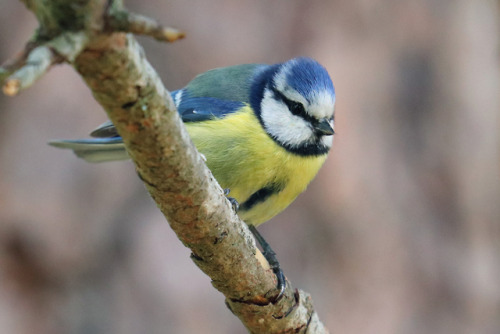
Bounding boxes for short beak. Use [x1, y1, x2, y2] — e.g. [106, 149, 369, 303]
[314, 119, 335, 136]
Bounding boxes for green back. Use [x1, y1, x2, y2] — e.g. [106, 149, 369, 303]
[186, 63, 265, 102]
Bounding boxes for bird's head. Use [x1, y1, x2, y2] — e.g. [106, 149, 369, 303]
[251, 58, 335, 156]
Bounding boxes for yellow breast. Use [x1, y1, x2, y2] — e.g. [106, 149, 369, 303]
[185, 106, 328, 225]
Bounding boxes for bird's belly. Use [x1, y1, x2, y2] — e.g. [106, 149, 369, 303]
[229, 156, 326, 225]
[236, 185, 304, 225]
[185, 108, 328, 225]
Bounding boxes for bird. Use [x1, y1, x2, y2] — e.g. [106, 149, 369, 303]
[50, 57, 335, 299]
[50, 57, 336, 227]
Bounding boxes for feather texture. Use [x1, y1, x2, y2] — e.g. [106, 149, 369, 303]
[49, 58, 334, 225]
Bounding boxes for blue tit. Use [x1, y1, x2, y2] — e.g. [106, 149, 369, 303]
[50, 57, 336, 227]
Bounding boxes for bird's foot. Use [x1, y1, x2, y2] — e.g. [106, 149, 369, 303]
[224, 188, 239, 212]
[249, 225, 286, 302]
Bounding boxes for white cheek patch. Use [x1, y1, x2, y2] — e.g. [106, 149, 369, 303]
[260, 90, 315, 147]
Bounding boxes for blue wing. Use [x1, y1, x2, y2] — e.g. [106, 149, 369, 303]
[171, 89, 246, 123]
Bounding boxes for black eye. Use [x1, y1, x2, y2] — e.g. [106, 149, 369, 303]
[269, 86, 312, 120]
[286, 100, 316, 124]
[289, 101, 306, 117]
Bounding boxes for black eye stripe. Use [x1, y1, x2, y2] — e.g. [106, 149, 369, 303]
[270, 86, 317, 124]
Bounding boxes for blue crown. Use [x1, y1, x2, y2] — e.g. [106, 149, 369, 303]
[281, 58, 335, 103]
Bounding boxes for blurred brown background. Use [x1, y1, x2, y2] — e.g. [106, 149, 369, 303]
[1, 1, 499, 333]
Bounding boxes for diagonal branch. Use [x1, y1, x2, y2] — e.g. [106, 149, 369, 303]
[73, 32, 315, 332]
[2, 1, 328, 332]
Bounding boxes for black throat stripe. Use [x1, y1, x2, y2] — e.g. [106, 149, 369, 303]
[240, 183, 284, 211]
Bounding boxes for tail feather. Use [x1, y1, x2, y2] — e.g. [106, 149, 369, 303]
[48, 138, 128, 163]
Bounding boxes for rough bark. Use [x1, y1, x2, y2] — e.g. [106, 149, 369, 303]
[1, 1, 328, 333]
